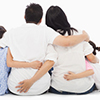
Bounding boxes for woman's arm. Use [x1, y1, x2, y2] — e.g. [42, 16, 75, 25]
[53, 30, 89, 47]
[64, 69, 94, 81]
[15, 60, 55, 93]
[7, 48, 42, 69]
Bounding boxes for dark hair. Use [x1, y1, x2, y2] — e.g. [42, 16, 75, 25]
[0, 26, 6, 39]
[25, 3, 43, 24]
[89, 40, 100, 55]
[46, 6, 78, 36]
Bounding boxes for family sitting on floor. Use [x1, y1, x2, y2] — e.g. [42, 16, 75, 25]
[0, 3, 100, 96]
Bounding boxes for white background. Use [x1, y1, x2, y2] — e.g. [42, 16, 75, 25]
[0, 0, 100, 99]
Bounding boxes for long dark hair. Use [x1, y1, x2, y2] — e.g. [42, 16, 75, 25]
[89, 41, 100, 55]
[46, 6, 78, 36]
[25, 3, 43, 24]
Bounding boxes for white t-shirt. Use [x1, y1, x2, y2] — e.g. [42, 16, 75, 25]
[51, 30, 94, 93]
[0, 23, 59, 95]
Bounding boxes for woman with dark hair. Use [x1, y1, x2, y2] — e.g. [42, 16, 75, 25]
[46, 6, 78, 36]
[46, 6, 99, 94]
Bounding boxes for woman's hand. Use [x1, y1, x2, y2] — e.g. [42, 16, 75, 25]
[15, 79, 33, 93]
[63, 71, 76, 81]
[30, 61, 42, 69]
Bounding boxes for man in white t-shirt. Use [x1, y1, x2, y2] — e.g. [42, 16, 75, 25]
[0, 3, 89, 95]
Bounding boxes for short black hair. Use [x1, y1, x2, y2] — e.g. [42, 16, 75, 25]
[25, 3, 43, 24]
[0, 26, 6, 39]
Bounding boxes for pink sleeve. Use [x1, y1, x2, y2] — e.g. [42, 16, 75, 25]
[85, 60, 93, 70]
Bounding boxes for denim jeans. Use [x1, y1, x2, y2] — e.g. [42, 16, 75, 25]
[48, 67, 53, 75]
[49, 84, 96, 95]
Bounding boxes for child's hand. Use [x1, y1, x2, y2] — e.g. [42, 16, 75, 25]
[63, 71, 76, 81]
[15, 79, 33, 93]
[31, 61, 42, 69]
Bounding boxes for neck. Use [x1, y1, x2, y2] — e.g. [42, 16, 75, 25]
[0, 46, 1, 48]
[26, 22, 41, 25]
[26, 19, 42, 25]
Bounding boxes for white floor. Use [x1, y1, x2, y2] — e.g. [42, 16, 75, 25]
[0, 90, 100, 100]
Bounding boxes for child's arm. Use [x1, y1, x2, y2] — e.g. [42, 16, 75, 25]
[15, 44, 57, 93]
[86, 53, 99, 63]
[64, 69, 94, 81]
[7, 48, 42, 69]
[15, 60, 55, 93]
[64, 60, 94, 81]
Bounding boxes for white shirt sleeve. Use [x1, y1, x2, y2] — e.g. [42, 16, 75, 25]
[83, 41, 93, 56]
[44, 44, 58, 63]
[72, 29, 83, 35]
[45, 27, 60, 44]
[0, 32, 10, 48]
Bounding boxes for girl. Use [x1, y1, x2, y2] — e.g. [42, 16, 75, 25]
[0, 26, 11, 95]
[64, 40, 100, 90]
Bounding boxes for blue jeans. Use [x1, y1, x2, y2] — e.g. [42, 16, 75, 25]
[48, 67, 53, 75]
[49, 84, 96, 95]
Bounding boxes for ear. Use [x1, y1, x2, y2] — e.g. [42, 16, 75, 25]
[24, 15, 25, 19]
[37, 19, 42, 25]
[39, 19, 42, 23]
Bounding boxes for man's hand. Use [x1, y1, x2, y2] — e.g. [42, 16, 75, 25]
[82, 30, 90, 42]
[31, 61, 42, 69]
[63, 71, 76, 81]
[15, 79, 33, 93]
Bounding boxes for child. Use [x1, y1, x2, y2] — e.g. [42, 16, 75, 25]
[0, 26, 11, 95]
[64, 40, 100, 90]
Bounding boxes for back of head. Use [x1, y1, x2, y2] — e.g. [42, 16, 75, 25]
[89, 40, 100, 55]
[46, 6, 77, 36]
[0, 26, 6, 39]
[25, 3, 43, 24]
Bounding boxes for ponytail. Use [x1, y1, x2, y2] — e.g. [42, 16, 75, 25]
[89, 41, 100, 55]
[95, 47, 100, 51]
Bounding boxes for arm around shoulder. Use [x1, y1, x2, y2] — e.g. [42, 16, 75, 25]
[53, 31, 89, 47]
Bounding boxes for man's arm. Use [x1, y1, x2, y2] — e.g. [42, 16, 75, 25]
[15, 60, 54, 93]
[64, 70, 94, 81]
[53, 30, 89, 47]
[7, 48, 42, 69]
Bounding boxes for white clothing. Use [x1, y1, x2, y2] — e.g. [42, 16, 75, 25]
[0, 23, 59, 95]
[8, 69, 50, 95]
[88, 62, 100, 90]
[0, 23, 59, 62]
[51, 30, 94, 93]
